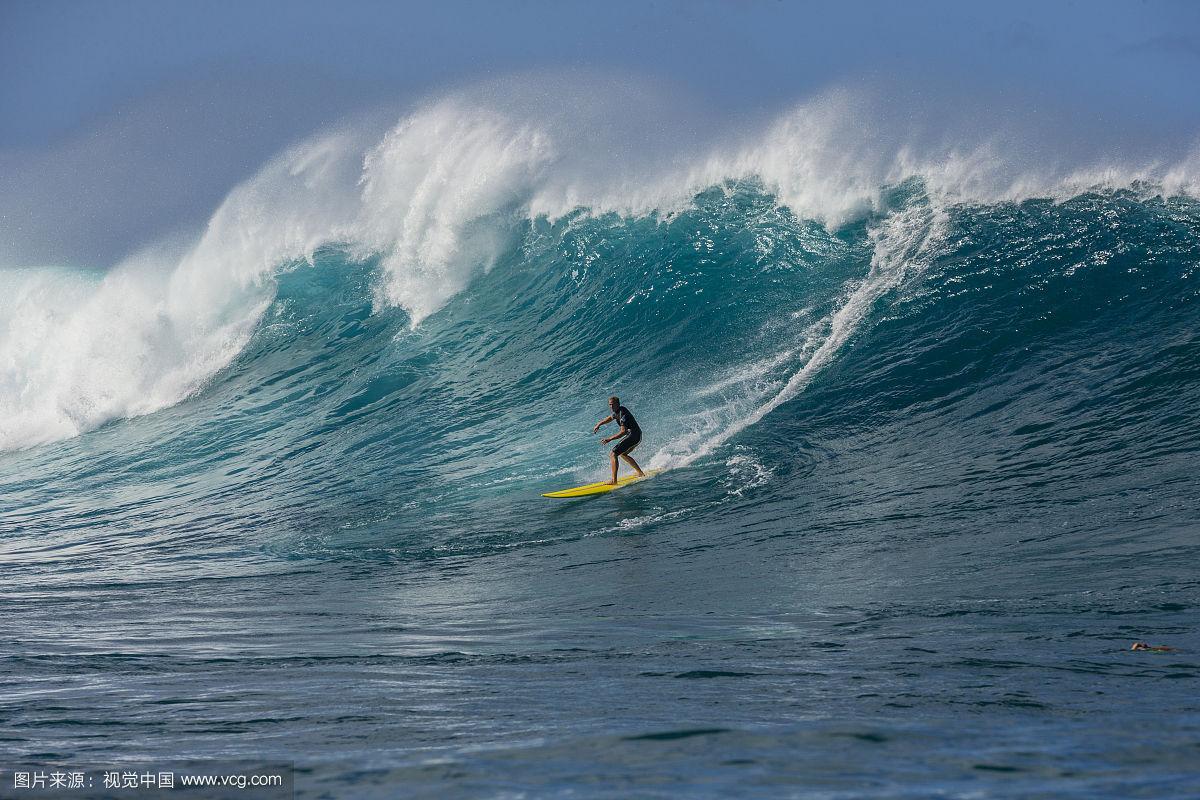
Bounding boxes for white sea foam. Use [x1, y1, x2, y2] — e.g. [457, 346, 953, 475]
[2, 82, 1197, 450]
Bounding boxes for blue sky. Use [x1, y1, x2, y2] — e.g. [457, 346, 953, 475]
[2, 0, 1198, 265]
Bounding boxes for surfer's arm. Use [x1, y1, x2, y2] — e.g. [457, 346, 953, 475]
[592, 415, 614, 434]
[602, 426, 628, 444]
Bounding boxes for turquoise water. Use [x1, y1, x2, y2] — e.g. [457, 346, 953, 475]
[2, 166, 1199, 796]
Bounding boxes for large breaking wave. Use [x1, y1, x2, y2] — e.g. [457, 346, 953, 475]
[1, 82, 1198, 457]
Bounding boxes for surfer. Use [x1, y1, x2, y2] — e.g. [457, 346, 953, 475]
[593, 396, 646, 485]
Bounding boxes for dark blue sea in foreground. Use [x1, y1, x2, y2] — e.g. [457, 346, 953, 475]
[2, 180, 1199, 798]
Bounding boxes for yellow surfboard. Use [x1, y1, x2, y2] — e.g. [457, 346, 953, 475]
[542, 470, 660, 498]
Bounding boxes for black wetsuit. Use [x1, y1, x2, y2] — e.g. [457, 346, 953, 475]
[611, 406, 642, 457]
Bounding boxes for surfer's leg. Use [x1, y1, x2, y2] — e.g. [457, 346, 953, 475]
[620, 454, 645, 477]
[609, 450, 619, 484]
[613, 432, 644, 478]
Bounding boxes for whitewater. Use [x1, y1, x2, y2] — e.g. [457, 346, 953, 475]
[4, 86, 1198, 452]
[2, 83, 1199, 798]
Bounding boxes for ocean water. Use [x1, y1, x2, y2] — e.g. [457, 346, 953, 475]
[2, 94, 1199, 798]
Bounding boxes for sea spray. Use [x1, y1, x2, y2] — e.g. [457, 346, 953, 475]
[3, 85, 1199, 451]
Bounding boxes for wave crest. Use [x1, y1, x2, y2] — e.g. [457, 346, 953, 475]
[3, 82, 1198, 450]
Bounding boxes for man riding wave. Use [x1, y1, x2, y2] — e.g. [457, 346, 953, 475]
[592, 396, 647, 485]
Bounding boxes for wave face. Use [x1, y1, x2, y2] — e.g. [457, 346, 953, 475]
[7, 177, 1197, 547]
[2, 91, 1199, 795]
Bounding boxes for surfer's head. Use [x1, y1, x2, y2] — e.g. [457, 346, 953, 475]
[609, 396, 619, 412]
